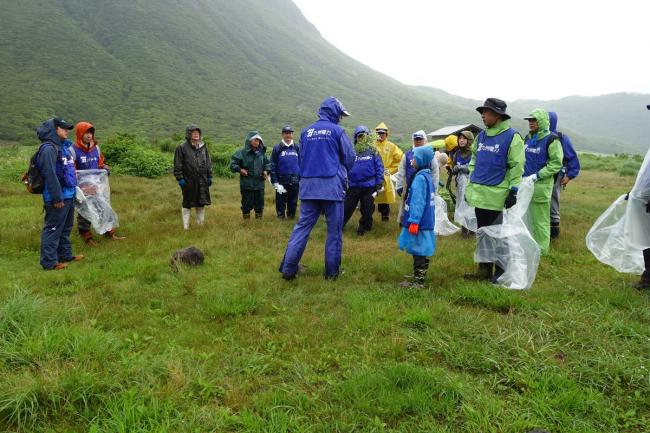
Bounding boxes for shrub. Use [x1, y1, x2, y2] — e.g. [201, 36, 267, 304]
[103, 133, 171, 178]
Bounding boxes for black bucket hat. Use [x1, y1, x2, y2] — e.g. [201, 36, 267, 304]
[476, 98, 510, 120]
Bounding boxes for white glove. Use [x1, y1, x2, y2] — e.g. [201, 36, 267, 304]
[525, 174, 538, 182]
[274, 183, 287, 194]
[372, 186, 385, 198]
[75, 186, 86, 204]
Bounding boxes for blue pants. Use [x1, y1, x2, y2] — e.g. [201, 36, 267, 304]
[40, 199, 75, 269]
[279, 200, 343, 278]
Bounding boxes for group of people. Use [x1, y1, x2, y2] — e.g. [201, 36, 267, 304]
[34, 95, 584, 288]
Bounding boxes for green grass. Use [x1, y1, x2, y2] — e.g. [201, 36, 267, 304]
[0, 146, 649, 432]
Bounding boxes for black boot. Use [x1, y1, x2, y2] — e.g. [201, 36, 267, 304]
[242, 212, 251, 220]
[464, 263, 493, 281]
[634, 271, 650, 290]
[550, 222, 560, 239]
[491, 264, 505, 284]
[255, 212, 263, 219]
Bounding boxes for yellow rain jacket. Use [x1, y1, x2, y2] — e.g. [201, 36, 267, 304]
[374, 122, 403, 204]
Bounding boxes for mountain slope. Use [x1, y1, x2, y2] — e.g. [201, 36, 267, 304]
[0, 0, 646, 154]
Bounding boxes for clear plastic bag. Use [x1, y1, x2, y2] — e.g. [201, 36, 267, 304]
[75, 169, 118, 234]
[453, 174, 477, 232]
[475, 177, 540, 289]
[586, 194, 644, 274]
[434, 195, 460, 236]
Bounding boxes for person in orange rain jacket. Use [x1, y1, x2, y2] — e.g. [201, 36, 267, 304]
[70, 122, 125, 246]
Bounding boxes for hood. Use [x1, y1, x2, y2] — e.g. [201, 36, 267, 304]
[353, 125, 371, 143]
[36, 118, 64, 146]
[75, 121, 96, 149]
[444, 135, 458, 152]
[526, 108, 550, 136]
[317, 96, 348, 124]
[185, 124, 202, 141]
[375, 122, 390, 137]
[244, 130, 265, 151]
[548, 112, 558, 133]
[413, 145, 434, 169]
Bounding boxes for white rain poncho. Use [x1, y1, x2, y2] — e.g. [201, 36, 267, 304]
[434, 195, 460, 236]
[475, 177, 540, 290]
[453, 173, 477, 232]
[586, 146, 650, 273]
[75, 169, 118, 234]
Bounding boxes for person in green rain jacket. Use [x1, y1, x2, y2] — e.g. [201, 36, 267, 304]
[522, 108, 563, 255]
[230, 131, 272, 219]
[464, 98, 525, 282]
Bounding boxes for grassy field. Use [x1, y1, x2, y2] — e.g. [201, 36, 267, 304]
[0, 145, 648, 432]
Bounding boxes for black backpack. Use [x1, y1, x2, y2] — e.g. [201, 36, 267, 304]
[22, 143, 52, 194]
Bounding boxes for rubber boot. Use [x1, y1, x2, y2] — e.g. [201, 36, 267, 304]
[464, 263, 493, 281]
[182, 208, 191, 230]
[634, 271, 650, 290]
[550, 222, 560, 240]
[491, 264, 505, 284]
[255, 212, 263, 219]
[196, 207, 205, 225]
[242, 212, 251, 220]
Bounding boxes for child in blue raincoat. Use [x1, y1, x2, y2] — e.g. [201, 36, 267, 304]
[398, 145, 436, 286]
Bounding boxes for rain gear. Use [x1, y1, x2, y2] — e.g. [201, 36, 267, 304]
[280, 96, 355, 279]
[174, 125, 213, 208]
[465, 119, 525, 211]
[549, 112, 580, 179]
[71, 122, 106, 171]
[398, 146, 436, 257]
[374, 122, 404, 205]
[230, 131, 271, 190]
[523, 109, 563, 254]
[36, 119, 77, 204]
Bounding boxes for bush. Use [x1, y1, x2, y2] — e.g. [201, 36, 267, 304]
[103, 133, 171, 178]
[209, 142, 240, 179]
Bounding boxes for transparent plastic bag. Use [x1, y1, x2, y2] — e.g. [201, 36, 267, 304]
[434, 195, 460, 236]
[453, 174, 477, 232]
[75, 169, 118, 234]
[475, 178, 540, 289]
[586, 194, 644, 274]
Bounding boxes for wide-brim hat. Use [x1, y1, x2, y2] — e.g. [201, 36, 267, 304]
[476, 98, 510, 120]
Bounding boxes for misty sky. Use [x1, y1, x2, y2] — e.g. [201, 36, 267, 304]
[293, 0, 649, 101]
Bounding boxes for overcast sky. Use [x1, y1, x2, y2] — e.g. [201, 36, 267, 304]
[292, 0, 649, 101]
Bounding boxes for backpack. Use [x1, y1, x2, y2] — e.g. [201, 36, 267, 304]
[22, 143, 52, 194]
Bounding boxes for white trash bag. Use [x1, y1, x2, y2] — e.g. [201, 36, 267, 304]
[434, 195, 460, 236]
[453, 174, 477, 232]
[586, 195, 644, 274]
[75, 169, 118, 235]
[475, 177, 540, 290]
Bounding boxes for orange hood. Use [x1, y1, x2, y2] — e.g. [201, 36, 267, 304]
[75, 121, 96, 150]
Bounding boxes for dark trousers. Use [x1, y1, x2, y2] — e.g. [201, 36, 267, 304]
[276, 183, 299, 218]
[343, 187, 375, 232]
[475, 207, 504, 277]
[378, 203, 390, 218]
[643, 249, 650, 275]
[40, 199, 75, 269]
[241, 189, 264, 215]
[413, 255, 430, 284]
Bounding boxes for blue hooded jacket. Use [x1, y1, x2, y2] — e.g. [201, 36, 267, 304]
[36, 119, 77, 203]
[298, 97, 356, 201]
[397, 145, 436, 257]
[549, 112, 580, 179]
[349, 125, 384, 188]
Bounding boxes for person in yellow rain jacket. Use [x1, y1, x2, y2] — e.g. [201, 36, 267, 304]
[374, 122, 404, 221]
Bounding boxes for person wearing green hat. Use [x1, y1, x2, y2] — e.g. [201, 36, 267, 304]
[230, 131, 272, 219]
[522, 109, 563, 255]
[464, 98, 525, 282]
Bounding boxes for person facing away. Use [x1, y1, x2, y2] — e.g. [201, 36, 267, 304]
[373, 122, 404, 221]
[230, 131, 271, 219]
[548, 111, 580, 239]
[522, 108, 563, 255]
[279, 96, 356, 280]
[70, 121, 125, 245]
[270, 124, 300, 219]
[36, 118, 84, 270]
[343, 125, 384, 235]
[398, 145, 437, 288]
[174, 125, 212, 229]
[464, 98, 525, 283]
